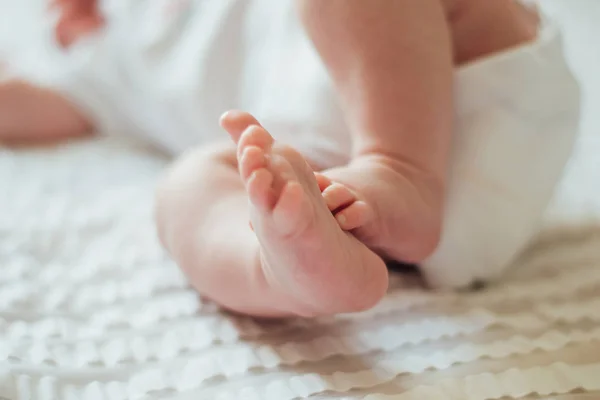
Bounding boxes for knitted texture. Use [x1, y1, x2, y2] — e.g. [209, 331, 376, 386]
[0, 128, 599, 400]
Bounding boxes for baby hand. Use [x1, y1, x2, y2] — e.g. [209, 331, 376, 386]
[50, 0, 104, 48]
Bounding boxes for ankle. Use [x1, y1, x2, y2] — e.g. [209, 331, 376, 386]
[326, 155, 444, 263]
[372, 157, 443, 262]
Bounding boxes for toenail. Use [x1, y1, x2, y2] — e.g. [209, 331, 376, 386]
[336, 214, 346, 224]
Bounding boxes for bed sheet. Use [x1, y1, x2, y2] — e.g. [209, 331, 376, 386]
[2, 1, 600, 399]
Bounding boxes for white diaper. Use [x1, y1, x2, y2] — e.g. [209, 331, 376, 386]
[5, 1, 581, 289]
[421, 12, 581, 288]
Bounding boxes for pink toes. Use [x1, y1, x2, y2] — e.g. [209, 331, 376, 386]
[320, 180, 373, 231]
[239, 146, 267, 180]
[222, 110, 374, 236]
[322, 183, 356, 212]
[228, 120, 277, 212]
[335, 201, 373, 231]
[221, 110, 273, 160]
[220, 110, 263, 143]
[237, 125, 274, 158]
[228, 118, 278, 212]
[314, 172, 333, 192]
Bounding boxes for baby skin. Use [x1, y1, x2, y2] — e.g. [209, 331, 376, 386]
[231, 112, 382, 315]
[0, 0, 540, 317]
[157, 111, 392, 317]
[156, 0, 539, 317]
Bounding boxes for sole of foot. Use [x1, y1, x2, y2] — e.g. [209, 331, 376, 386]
[220, 110, 389, 316]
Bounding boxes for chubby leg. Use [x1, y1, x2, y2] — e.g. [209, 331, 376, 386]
[295, 0, 540, 266]
[158, 0, 542, 315]
[295, 0, 454, 264]
[156, 112, 388, 318]
[0, 80, 92, 145]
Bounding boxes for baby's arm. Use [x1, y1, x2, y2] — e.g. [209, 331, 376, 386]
[296, 0, 454, 262]
[51, 0, 104, 48]
[0, 0, 100, 145]
[0, 80, 93, 145]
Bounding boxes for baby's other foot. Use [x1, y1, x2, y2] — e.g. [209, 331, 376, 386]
[220, 111, 388, 316]
[314, 172, 374, 232]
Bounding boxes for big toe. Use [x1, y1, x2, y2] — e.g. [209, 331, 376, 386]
[322, 183, 356, 212]
[220, 110, 262, 143]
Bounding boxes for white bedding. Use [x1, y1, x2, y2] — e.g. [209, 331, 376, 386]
[1, 1, 600, 399]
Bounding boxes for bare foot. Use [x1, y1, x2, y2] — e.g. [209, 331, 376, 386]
[221, 111, 388, 316]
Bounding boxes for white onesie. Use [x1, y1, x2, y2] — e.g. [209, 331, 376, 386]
[6, 0, 581, 289]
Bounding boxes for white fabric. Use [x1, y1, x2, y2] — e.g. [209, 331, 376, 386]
[6, 0, 351, 164]
[0, 0, 599, 399]
[422, 14, 581, 288]
[4, 0, 581, 290]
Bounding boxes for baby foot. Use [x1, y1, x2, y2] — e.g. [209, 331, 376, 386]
[221, 111, 388, 316]
[313, 172, 374, 232]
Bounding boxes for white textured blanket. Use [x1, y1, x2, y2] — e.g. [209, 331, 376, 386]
[2, 1, 600, 399]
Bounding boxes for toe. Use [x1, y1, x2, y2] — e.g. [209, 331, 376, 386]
[335, 201, 373, 231]
[238, 125, 274, 158]
[314, 172, 332, 192]
[322, 183, 356, 212]
[247, 168, 275, 212]
[220, 110, 262, 143]
[239, 145, 267, 180]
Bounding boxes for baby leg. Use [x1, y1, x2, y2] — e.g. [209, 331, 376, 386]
[295, 0, 542, 267]
[0, 80, 92, 145]
[296, 0, 454, 264]
[156, 112, 388, 318]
